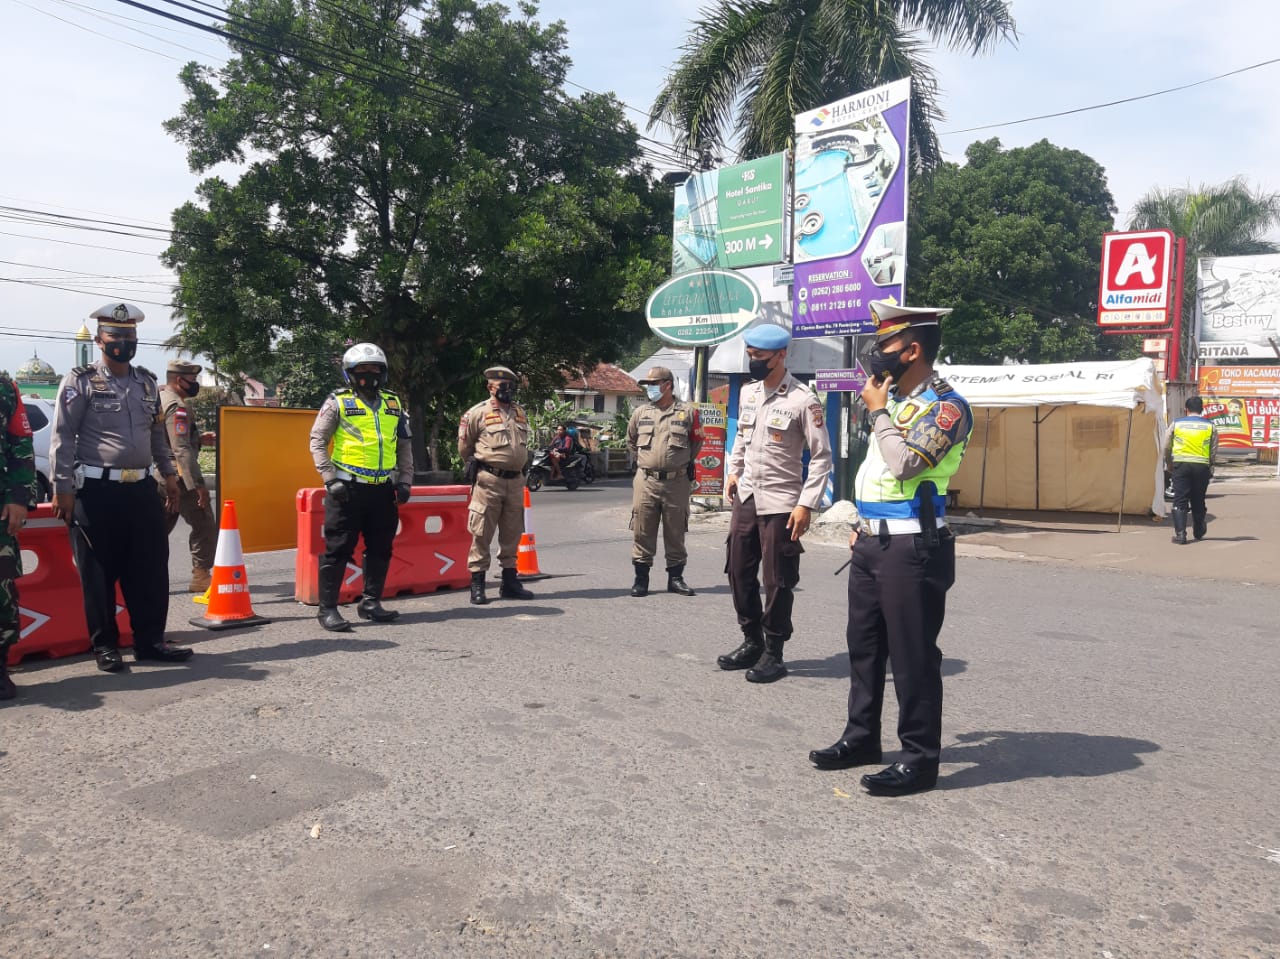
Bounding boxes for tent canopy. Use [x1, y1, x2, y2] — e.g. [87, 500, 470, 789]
[935, 359, 1167, 519]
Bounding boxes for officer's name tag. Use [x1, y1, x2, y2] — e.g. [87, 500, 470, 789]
[766, 411, 794, 430]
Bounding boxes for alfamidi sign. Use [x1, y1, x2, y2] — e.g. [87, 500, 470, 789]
[1097, 230, 1174, 327]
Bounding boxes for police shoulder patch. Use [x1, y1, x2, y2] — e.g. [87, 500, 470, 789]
[934, 401, 962, 431]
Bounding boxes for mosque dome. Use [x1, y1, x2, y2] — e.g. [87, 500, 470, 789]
[15, 354, 59, 385]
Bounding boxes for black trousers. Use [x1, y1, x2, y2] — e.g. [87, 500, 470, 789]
[319, 482, 398, 603]
[70, 478, 170, 652]
[844, 529, 955, 766]
[1171, 462, 1210, 521]
[727, 494, 803, 639]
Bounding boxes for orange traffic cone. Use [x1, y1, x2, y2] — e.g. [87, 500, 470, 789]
[189, 500, 270, 630]
[516, 487, 549, 580]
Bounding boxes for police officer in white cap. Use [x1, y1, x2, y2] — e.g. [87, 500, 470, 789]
[718, 324, 832, 684]
[49, 302, 189, 673]
[458, 365, 535, 605]
[309, 343, 413, 632]
[808, 301, 973, 796]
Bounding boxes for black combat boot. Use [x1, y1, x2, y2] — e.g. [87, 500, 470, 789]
[1171, 508, 1188, 545]
[717, 627, 764, 671]
[745, 633, 788, 684]
[470, 571, 489, 606]
[0, 658, 17, 700]
[666, 564, 695, 596]
[630, 563, 650, 597]
[1193, 512, 1207, 540]
[499, 567, 534, 600]
[357, 557, 399, 622]
[317, 561, 352, 632]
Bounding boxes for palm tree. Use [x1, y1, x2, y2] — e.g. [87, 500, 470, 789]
[648, 0, 1016, 171]
[1129, 177, 1280, 375]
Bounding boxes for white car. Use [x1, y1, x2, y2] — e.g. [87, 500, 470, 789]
[22, 396, 55, 502]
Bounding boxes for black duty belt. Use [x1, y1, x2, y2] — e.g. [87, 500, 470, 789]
[642, 468, 681, 479]
[479, 462, 522, 479]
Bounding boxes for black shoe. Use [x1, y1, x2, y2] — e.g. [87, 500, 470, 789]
[861, 761, 939, 796]
[318, 607, 353, 633]
[666, 573, 695, 596]
[499, 569, 534, 600]
[746, 636, 787, 683]
[630, 563, 649, 598]
[357, 598, 399, 622]
[717, 635, 764, 671]
[469, 572, 489, 606]
[0, 666, 16, 700]
[1193, 516, 1207, 540]
[133, 643, 194, 663]
[95, 647, 129, 673]
[809, 739, 883, 770]
[1171, 532, 1187, 545]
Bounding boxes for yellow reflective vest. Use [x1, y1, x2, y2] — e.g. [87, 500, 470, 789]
[1170, 415, 1214, 464]
[330, 389, 402, 480]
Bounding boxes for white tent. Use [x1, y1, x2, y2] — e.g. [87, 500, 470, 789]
[935, 359, 1168, 519]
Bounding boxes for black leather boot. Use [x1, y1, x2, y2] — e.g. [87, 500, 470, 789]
[666, 564, 695, 596]
[1171, 508, 1188, 545]
[717, 627, 764, 671]
[630, 563, 650, 597]
[0, 657, 17, 700]
[1193, 512, 1207, 540]
[358, 556, 399, 622]
[317, 560, 352, 632]
[470, 571, 489, 606]
[746, 633, 788, 683]
[499, 567, 534, 600]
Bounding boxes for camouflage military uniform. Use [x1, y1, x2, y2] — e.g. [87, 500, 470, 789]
[0, 374, 39, 672]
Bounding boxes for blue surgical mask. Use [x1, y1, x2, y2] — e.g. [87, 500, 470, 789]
[645, 384, 663, 402]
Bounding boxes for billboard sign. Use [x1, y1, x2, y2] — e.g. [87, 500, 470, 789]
[672, 153, 788, 274]
[1202, 397, 1280, 450]
[791, 79, 910, 338]
[692, 402, 728, 505]
[645, 269, 761, 347]
[1097, 230, 1174, 326]
[1198, 365, 1280, 399]
[1196, 253, 1280, 360]
[815, 366, 869, 393]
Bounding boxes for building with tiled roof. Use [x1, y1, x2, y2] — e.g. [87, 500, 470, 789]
[557, 362, 644, 415]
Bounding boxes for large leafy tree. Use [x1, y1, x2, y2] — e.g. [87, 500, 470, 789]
[163, 0, 669, 467]
[648, 0, 1016, 170]
[909, 138, 1124, 364]
[1129, 177, 1280, 374]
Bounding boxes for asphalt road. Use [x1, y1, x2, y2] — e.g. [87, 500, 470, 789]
[3, 478, 1277, 958]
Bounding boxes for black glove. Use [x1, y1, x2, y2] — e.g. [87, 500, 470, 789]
[686, 460, 696, 481]
[395, 483, 411, 505]
[324, 479, 350, 504]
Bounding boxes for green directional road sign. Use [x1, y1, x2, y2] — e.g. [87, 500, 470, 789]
[646, 270, 761, 347]
[672, 153, 788, 274]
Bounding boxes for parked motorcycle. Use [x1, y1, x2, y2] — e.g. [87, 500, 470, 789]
[526, 447, 588, 491]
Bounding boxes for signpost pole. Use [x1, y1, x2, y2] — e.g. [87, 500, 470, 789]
[835, 336, 853, 499]
[1169, 236, 1186, 381]
[694, 346, 709, 402]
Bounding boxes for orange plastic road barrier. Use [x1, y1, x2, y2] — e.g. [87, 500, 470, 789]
[6, 505, 134, 666]
[293, 485, 472, 606]
[190, 499, 269, 630]
[516, 486, 549, 580]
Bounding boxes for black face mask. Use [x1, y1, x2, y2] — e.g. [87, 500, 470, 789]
[181, 379, 201, 398]
[866, 347, 912, 383]
[102, 340, 138, 364]
[354, 372, 386, 394]
[494, 383, 515, 404]
[748, 358, 773, 381]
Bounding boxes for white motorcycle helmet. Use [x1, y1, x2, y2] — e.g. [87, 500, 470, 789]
[342, 342, 388, 385]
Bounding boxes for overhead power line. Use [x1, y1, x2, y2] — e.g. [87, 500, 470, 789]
[943, 55, 1280, 136]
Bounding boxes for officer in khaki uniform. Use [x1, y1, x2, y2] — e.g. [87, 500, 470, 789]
[49, 302, 191, 673]
[158, 360, 217, 593]
[718, 325, 832, 684]
[458, 365, 535, 605]
[627, 366, 702, 597]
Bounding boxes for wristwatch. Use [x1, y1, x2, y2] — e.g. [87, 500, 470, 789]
[870, 408, 891, 422]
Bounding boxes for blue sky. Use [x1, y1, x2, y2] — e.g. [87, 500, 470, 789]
[2, 0, 1278, 376]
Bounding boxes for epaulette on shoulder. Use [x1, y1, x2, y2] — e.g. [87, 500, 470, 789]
[136, 365, 158, 381]
[333, 387, 354, 398]
[71, 365, 94, 377]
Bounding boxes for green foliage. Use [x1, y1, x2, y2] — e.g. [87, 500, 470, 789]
[524, 396, 579, 448]
[649, 0, 1015, 169]
[908, 138, 1129, 364]
[162, 0, 670, 468]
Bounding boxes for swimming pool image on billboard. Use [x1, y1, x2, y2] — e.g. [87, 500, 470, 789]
[795, 150, 863, 260]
